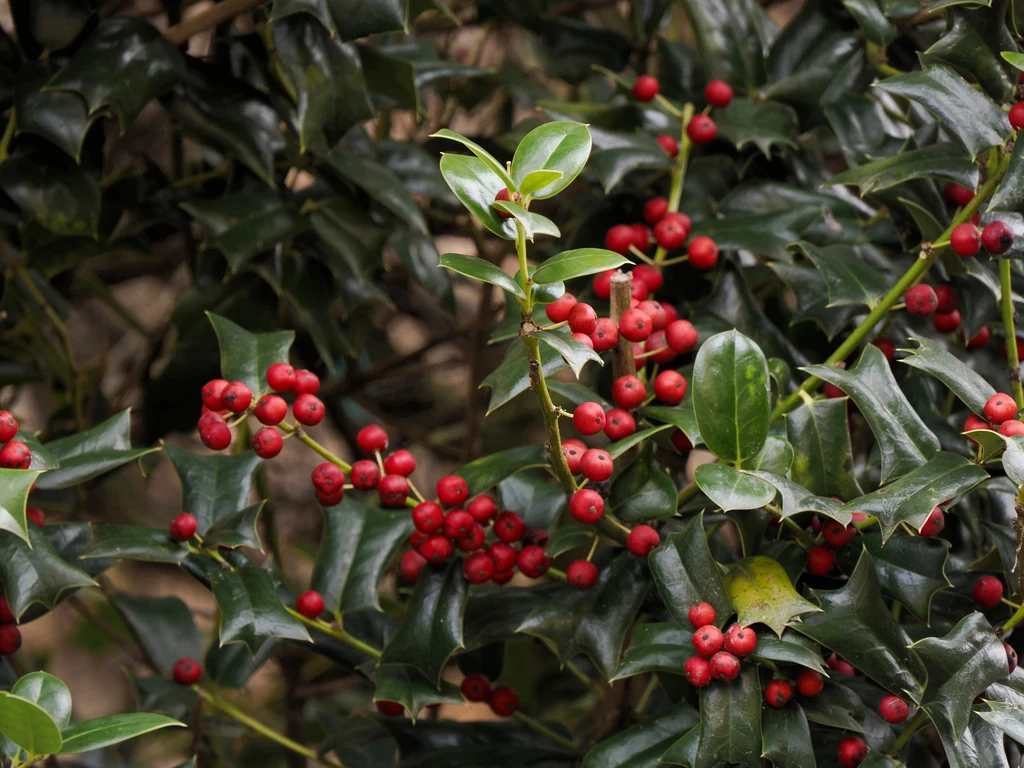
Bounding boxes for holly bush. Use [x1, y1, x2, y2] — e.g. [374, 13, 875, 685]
[12, 0, 1024, 767]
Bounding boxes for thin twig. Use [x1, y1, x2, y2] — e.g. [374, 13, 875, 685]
[164, 0, 263, 45]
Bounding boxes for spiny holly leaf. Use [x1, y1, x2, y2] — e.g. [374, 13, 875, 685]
[0, 469, 41, 545]
[723, 556, 819, 637]
[746, 471, 850, 524]
[0, 525, 97, 620]
[837, 452, 988, 542]
[694, 463, 775, 512]
[747, 435, 794, 475]
[311, 495, 413, 614]
[926, 4, 1016, 102]
[823, 143, 980, 195]
[15, 61, 99, 162]
[795, 550, 927, 700]
[82, 525, 189, 565]
[912, 612, 1008, 745]
[770, 262, 858, 340]
[0, 153, 101, 237]
[462, 585, 559, 652]
[939, 712, 1011, 768]
[112, 593, 203, 676]
[535, 329, 602, 378]
[786, 399, 863, 500]
[588, 134, 673, 193]
[45, 17, 185, 132]
[207, 313, 295, 397]
[381, 560, 468, 686]
[372, 666, 464, 721]
[211, 565, 311, 655]
[583, 702, 698, 768]
[456, 445, 548, 496]
[843, 0, 895, 44]
[497, 473, 568, 531]
[899, 338, 996, 416]
[202, 502, 265, 552]
[805, 344, 939, 484]
[977, 700, 1024, 748]
[800, 680, 867, 733]
[611, 444, 677, 521]
[714, 98, 798, 158]
[761, 703, 815, 768]
[325, 149, 427, 234]
[689, 209, 820, 261]
[679, 0, 771, 90]
[611, 622, 694, 681]
[691, 666, 762, 768]
[517, 552, 649, 679]
[752, 631, 828, 673]
[649, 513, 733, 629]
[790, 241, 891, 309]
[481, 336, 567, 414]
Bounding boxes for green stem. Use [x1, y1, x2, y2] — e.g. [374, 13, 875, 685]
[517, 222, 532, 312]
[286, 608, 383, 658]
[278, 421, 352, 473]
[0, 109, 15, 162]
[891, 709, 929, 753]
[196, 687, 346, 768]
[676, 480, 699, 510]
[546, 566, 567, 582]
[634, 674, 659, 715]
[1002, 602, 1024, 634]
[523, 333, 577, 498]
[1000, 258, 1024, 409]
[771, 150, 1013, 419]
[565, 660, 605, 699]
[653, 102, 695, 265]
[512, 711, 580, 756]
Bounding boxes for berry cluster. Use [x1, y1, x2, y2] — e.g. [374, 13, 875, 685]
[459, 673, 519, 717]
[970, 569, 1024, 676]
[0, 595, 21, 657]
[680, 603, 754, 687]
[0, 410, 32, 469]
[902, 281, 989, 344]
[630, 76, 731, 150]
[603, 207, 718, 271]
[964, 391, 1024, 437]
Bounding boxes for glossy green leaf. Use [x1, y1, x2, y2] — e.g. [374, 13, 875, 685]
[163, 444, 261, 534]
[547, 525, 594, 557]
[791, 241, 891, 309]
[510, 122, 592, 199]
[679, 0, 773, 90]
[112, 594, 203, 675]
[643, 403, 702, 446]
[606, 425, 673, 460]
[373, 666, 464, 719]
[492, 202, 560, 241]
[481, 336, 567, 414]
[456, 445, 547, 496]
[0, 469, 40, 545]
[520, 170, 563, 197]
[497, 473, 568, 530]
[439, 252, 525, 300]
[431, 128, 515, 189]
[325, 149, 427, 234]
[926, 5, 1016, 102]
[0, 525, 97, 619]
[941, 713, 1010, 768]
[899, 338, 996, 416]
[805, 344, 939, 484]
[439, 153, 515, 239]
[714, 98, 798, 158]
[824, 143, 980, 195]
[11, 673, 71, 729]
[753, 631, 828, 673]
[462, 585, 559, 652]
[534, 329, 602, 379]
[770, 262, 858, 340]
[207, 313, 295, 398]
[531, 248, 631, 285]
[202, 502, 265, 552]
[82, 525, 189, 565]
[990, 130, 1024, 212]
[180, 191, 305, 272]
[795, 550, 927, 699]
[389, 230, 453, 305]
[0, 154, 101, 237]
[649, 514, 732, 629]
[839, 452, 988, 542]
[1002, 435, 1024, 484]
[690, 666, 762, 768]
[978, 700, 1024, 746]
[689, 208, 820, 261]
[876, 66, 1010, 158]
[518, 552, 649, 678]
[583, 702, 698, 768]
[212, 565, 311, 655]
[611, 445, 677, 522]
[311, 495, 413, 614]
[747, 471, 850, 524]
[59, 713, 184, 754]
[693, 330, 770, 464]
[381, 560, 468, 686]
[15, 61, 98, 162]
[694, 463, 774, 512]
[331, 0, 403, 40]
[611, 622, 693, 680]
[748, 435, 794, 475]
[0, 692, 62, 756]
[723, 556, 819, 637]
[786, 399, 862, 500]
[761, 703, 815, 768]
[588, 134, 674, 193]
[843, 0, 895, 44]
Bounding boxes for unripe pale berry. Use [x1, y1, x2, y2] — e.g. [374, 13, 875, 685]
[655, 134, 678, 157]
[461, 673, 491, 702]
[605, 225, 635, 255]
[666, 319, 698, 354]
[603, 408, 636, 440]
[580, 449, 614, 482]
[357, 425, 388, 454]
[202, 379, 229, 410]
[489, 686, 519, 716]
[464, 551, 495, 584]
[709, 651, 740, 682]
[173, 657, 201, 685]
[687, 236, 718, 270]
[488, 542, 518, 573]
[266, 363, 296, 392]
[573, 402, 606, 436]
[643, 198, 668, 225]
[950, 223, 981, 257]
[982, 221, 1015, 254]
[684, 655, 712, 687]
[296, 590, 325, 618]
[567, 559, 599, 589]
[517, 545, 550, 578]
[974, 575, 1004, 608]
[904, 284, 938, 317]
[0, 411, 17, 443]
[626, 524, 660, 556]
[999, 419, 1024, 436]
[400, 550, 427, 582]
[796, 669, 823, 697]
[494, 511, 527, 543]
[688, 602, 716, 628]
[383, 449, 416, 477]
[292, 394, 324, 426]
[545, 292, 577, 323]
[933, 309, 961, 333]
[612, 375, 647, 409]
[653, 370, 687, 404]
[806, 544, 835, 575]
[254, 394, 288, 425]
[293, 369, 320, 395]
[562, 439, 586, 474]
[252, 427, 283, 459]
[687, 115, 717, 144]
[619, 308, 653, 342]
[569, 489, 604, 524]
[443, 509, 474, 539]
[221, 381, 252, 413]
[879, 694, 909, 724]
[421, 535, 453, 564]
[632, 74, 659, 101]
[765, 680, 792, 708]
[568, 303, 598, 335]
[379, 474, 409, 507]
[350, 459, 380, 490]
[437, 475, 469, 507]
[837, 736, 868, 768]
[920, 506, 944, 537]
[985, 392, 1017, 424]
[170, 513, 198, 542]
[704, 79, 733, 107]
[590, 317, 619, 352]
[467, 495, 497, 523]
[723, 624, 756, 657]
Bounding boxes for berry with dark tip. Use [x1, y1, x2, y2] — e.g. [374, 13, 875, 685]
[837, 737, 868, 768]
[421, 535, 453, 564]
[687, 115, 717, 144]
[378, 474, 409, 507]
[879, 694, 910, 724]
[545, 293, 577, 323]
[709, 651, 740, 682]
[765, 680, 792, 708]
[562, 439, 586, 474]
[723, 625, 756, 657]
[0, 441, 32, 469]
[467, 495, 497, 523]
[221, 381, 252, 413]
[293, 370, 320, 395]
[252, 427, 283, 459]
[200, 420, 231, 451]
[350, 459, 381, 490]
[437, 475, 469, 507]
[570, 489, 604, 524]
[254, 394, 288, 425]
[982, 221, 1015, 254]
[590, 317, 619, 352]
[612, 375, 647, 409]
[202, 379, 230, 410]
[443, 509, 474, 540]
[173, 657, 201, 685]
[619, 308, 653, 342]
[573, 402, 606, 436]
[400, 550, 427, 582]
[461, 673, 491, 702]
[603, 408, 636, 440]
[666, 320, 698, 354]
[704, 79, 733, 107]
[0, 411, 17, 443]
[292, 394, 324, 426]
[1005, 641, 1018, 674]
[687, 236, 718, 270]
[653, 370, 687, 405]
[985, 392, 1017, 424]
[692, 625, 724, 657]
[822, 520, 854, 549]
[684, 655, 712, 687]
[488, 542, 517, 573]
[567, 560, 599, 589]
[489, 686, 519, 717]
[413, 501, 444, 534]
[517, 545, 550, 578]
[494, 511, 527, 543]
[905, 285, 938, 317]
[806, 545, 835, 576]
[580, 449, 614, 482]
[266, 363, 296, 392]
[383, 449, 416, 477]
[463, 551, 495, 584]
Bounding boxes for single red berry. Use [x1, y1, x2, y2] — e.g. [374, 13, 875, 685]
[654, 217, 687, 250]
[905, 284, 938, 317]
[562, 439, 587, 474]
[545, 293, 577, 323]
[950, 223, 981, 257]
[709, 651, 740, 682]
[461, 673, 491, 702]
[573, 402, 606, 436]
[704, 79, 733, 107]
[632, 223, 652, 254]
[632, 74, 660, 102]
[630, 276, 650, 300]
[379, 474, 409, 507]
[935, 284, 958, 313]
[293, 369, 320, 395]
[316, 488, 344, 506]
[569, 489, 604, 524]
[920, 507, 945, 537]
[604, 408, 636, 440]
[252, 427, 283, 459]
[823, 382, 845, 399]
[409, 530, 426, 551]
[983, 221, 1015, 254]
[822, 520, 854, 549]
[684, 655, 712, 687]
[0, 596, 14, 624]
[437, 475, 469, 507]
[612, 375, 647, 409]
[350, 459, 380, 490]
[879, 694, 910, 724]
[1010, 102, 1024, 130]
[494, 511, 527, 543]
[25, 507, 43, 529]
[672, 430, 693, 453]
[421, 535, 453, 564]
[467, 495, 497, 523]
[643, 198, 669, 225]
[828, 653, 857, 676]
[872, 339, 895, 362]
[266, 363, 296, 393]
[170, 513, 198, 542]
[974, 575, 1004, 608]
[965, 414, 991, 437]
[796, 669, 823, 697]
[494, 188, 522, 218]
[357, 425, 389, 454]
[254, 394, 287, 426]
[593, 269, 614, 300]
[837, 736, 868, 768]
[605, 224, 636, 255]
[806, 545, 835, 575]
[0, 411, 18, 443]
[661, 304, 678, 324]
[688, 602, 716, 628]
[488, 542, 518, 573]
[934, 310, 961, 333]
[375, 700, 404, 717]
[443, 509, 474, 539]
[296, 590, 325, 619]
[966, 326, 990, 349]
[626, 524, 660, 557]
[567, 559, 599, 589]
[383, 449, 417, 477]
[202, 379, 229, 410]
[688, 236, 718, 270]
[643, 331, 675, 365]
[944, 183, 975, 206]
[489, 686, 519, 717]
[765, 680, 792, 708]
[633, 264, 664, 292]
[985, 392, 1017, 424]
[636, 300, 667, 330]
[464, 551, 495, 584]
[619, 308, 653, 342]
[456, 523, 486, 552]
[293, 394, 324, 426]
[173, 657, 201, 685]
[590, 317, 619, 352]
[724, 625, 757, 657]
[665, 319, 698, 354]
[580, 449, 614, 482]
[400, 550, 427, 582]
[517, 545, 550, 578]
[687, 115, 717, 144]
[1005, 641, 1018, 674]
[567, 303, 598, 335]
[199, 420, 231, 451]
[221, 381, 252, 413]
[653, 370, 687, 404]
[524, 528, 549, 548]
[1000, 419, 1024, 437]
[413, 501, 444, 534]
[0, 440, 31, 470]
[692, 625, 724, 657]
[655, 134, 679, 157]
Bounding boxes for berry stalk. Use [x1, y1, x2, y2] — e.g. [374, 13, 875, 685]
[285, 607, 383, 658]
[652, 102, 695, 265]
[890, 709, 929, 753]
[999, 258, 1024, 408]
[511, 711, 579, 756]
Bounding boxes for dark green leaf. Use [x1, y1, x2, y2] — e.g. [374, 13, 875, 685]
[611, 622, 693, 680]
[694, 463, 775, 512]
[791, 241, 891, 309]
[82, 525, 189, 565]
[748, 435, 794, 475]
[679, 0, 773, 90]
[951, 711, 1012, 768]
[492, 202, 560, 241]
[926, 5, 1016, 102]
[588, 134, 673, 193]
[535, 329, 602, 378]
[606, 425, 673, 460]
[0, 154, 101, 237]
[800, 680, 867, 733]
[0, 693, 62, 756]
[0, 468, 40, 545]
[643, 403, 702, 446]
[761, 703, 815, 768]
[202, 502, 265, 552]
[747, 471, 850, 524]
[843, 0, 895, 44]
[689, 209, 820, 261]
[11, 673, 71, 729]
[753, 631, 828, 672]
[270, 0, 337, 36]
[462, 586, 559, 652]
[770, 262, 857, 340]
[0, 525, 97, 619]
[786, 399, 863, 500]
[497, 473, 567, 530]
[990, 126, 1024, 212]
[611, 446, 677, 522]
[331, 0, 404, 40]
[510, 121, 592, 199]
[439, 153, 515, 239]
[531, 248, 631, 285]
[723, 556, 819, 637]
[456, 445, 548, 496]
[389, 231, 452, 305]
[59, 713, 184, 754]
[439, 252, 525, 300]
[481, 337, 567, 414]
[649, 514, 732, 629]
[824, 143, 980, 195]
[899, 338, 996, 416]
[325, 149, 427, 234]
[583, 702, 698, 768]
[112, 594, 203, 675]
[690, 666, 762, 768]
[207, 312, 295, 398]
[373, 666, 464, 719]
[211, 565, 311, 655]
[714, 98, 798, 158]
[431, 128, 515, 189]
[15, 61, 98, 162]
[547, 525, 594, 557]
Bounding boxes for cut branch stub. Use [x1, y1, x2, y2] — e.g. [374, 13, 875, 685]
[609, 270, 634, 379]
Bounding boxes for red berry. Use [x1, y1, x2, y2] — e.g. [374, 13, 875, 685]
[350, 459, 380, 490]
[437, 475, 469, 507]
[573, 333, 596, 347]
[654, 217, 687, 250]
[252, 427, 283, 459]
[494, 511, 527, 543]
[400, 550, 427, 582]
[822, 520, 854, 549]
[687, 236, 718, 270]
[619, 308, 653, 342]
[723, 625, 756, 657]
[636, 301, 667, 331]
[872, 339, 895, 362]
[293, 394, 324, 426]
[573, 402, 606, 436]
[920, 507, 944, 537]
[633, 264, 663, 292]
[950, 223, 981, 257]
[704, 79, 733, 107]
[464, 551, 495, 584]
[296, 590, 325, 619]
[593, 269, 614, 300]
[379, 474, 409, 507]
[173, 657, 201, 685]
[828, 653, 857, 676]
[935, 284, 958, 313]
[375, 700, 404, 717]
[966, 326, 990, 349]
[0, 411, 18, 443]
[837, 736, 868, 768]
[567, 303, 598, 335]
[632, 223, 652, 254]
[688, 602, 716, 628]
[254, 394, 288, 425]
[974, 575, 1004, 608]
[200, 420, 232, 451]
[202, 379, 229, 410]
[904, 284, 938, 317]
[517, 545, 550, 578]
[562, 439, 587, 474]
[879, 694, 910, 724]
[456, 523, 486, 552]
[643, 331, 675, 365]
[567, 559, 599, 589]
[494, 188, 522, 218]
[626, 524, 660, 557]
[266, 363, 296, 393]
[1006, 641, 1018, 674]
[221, 381, 252, 413]
[806, 544, 835, 575]
[632, 74, 659, 102]
[580, 449, 614, 482]
[467, 495, 497, 523]
[605, 225, 636, 255]
[524, 527, 549, 548]
[590, 317, 619, 352]
[672, 430, 693, 453]
[603, 408, 636, 440]
[1010, 102, 1024, 130]
[655, 134, 679, 157]
[796, 669, 823, 697]
[765, 680, 792, 708]
[686, 115, 717, 144]
[293, 369, 320, 395]
[488, 542, 518, 573]
[409, 530, 426, 551]
[933, 310, 962, 333]
[653, 370, 687, 404]
[316, 488, 344, 506]
[0, 439, 30, 470]
[0, 596, 13, 624]
[692, 625, 724, 657]
[569, 489, 604, 524]
[1000, 419, 1024, 437]
[944, 183, 975, 206]
[492, 568, 514, 585]
[383, 449, 416, 477]
[965, 415, 991, 438]
[170, 513, 198, 542]
[545, 292, 577, 323]
[983, 221, 1016, 254]
[489, 686, 519, 717]
[443, 509, 474, 539]
[461, 673, 491, 702]
[985, 392, 1017, 424]
[612, 375, 647, 409]
[357, 425, 388, 454]
[709, 651, 740, 682]
[643, 198, 669, 225]
[684, 655, 712, 687]
[421, 535, 453, 564]
[665, 320, 698, 354]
